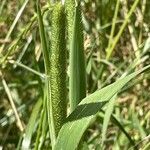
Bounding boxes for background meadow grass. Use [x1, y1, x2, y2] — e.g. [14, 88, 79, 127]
[0, 0, 150, 149]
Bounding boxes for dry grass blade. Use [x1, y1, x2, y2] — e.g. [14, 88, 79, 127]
[0, 0, 29, 53]
[1, 76, 24, 132]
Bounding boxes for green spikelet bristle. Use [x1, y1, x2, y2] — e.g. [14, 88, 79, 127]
[65, 0, 75, 41]
[50, 3, 66, 137]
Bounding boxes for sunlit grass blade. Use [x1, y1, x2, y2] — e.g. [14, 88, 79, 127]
[101, 94, 117, 145]
[36, 0, 53, 147]
[69, 4, 86, 112]
[106, 0, 120, 51]
[91, 0, 140, 92]
[37, 109, 48, 149]
[132, 112, 146, 139]
[54, 65, 150, 150]
[34, 97, 48, 150]
[36, 0, 50, 72]
[106, 0, 140, 59]
[9, 60, 45, 79]
[16, 134, 23, 150]
[22, 99, 42, 150]
[0, 0, 29, 53]
[0, 0, 7, 15]
[143, 36, 150, 53]
[99, 110, 136, 147]
[2, 78, 24, 131]
[142, 139, 150, 150]
[0, 15, 37, 64]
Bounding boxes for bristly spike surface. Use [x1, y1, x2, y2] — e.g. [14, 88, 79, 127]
[49, 2, 67, 140]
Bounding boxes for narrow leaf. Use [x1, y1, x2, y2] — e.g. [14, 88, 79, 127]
[132, 112, 146, 139]
[143, 36, 150, 53]
[36, 0, 50, 73]
[100, 110, 135, 146]
[101, 94, 117, 145]
[22, 99, 42, 150]
[69, 4, 86, 112]
[0, 0, 29, 53]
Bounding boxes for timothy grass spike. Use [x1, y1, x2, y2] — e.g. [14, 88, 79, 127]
[48, 3, 67, 145]
[65, 0, 76, 42]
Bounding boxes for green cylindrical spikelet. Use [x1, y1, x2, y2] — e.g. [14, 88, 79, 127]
[49, 3, 66, 137]
[65, 0, 75, 41]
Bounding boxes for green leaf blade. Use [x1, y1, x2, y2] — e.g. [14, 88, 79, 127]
[101, 94, 117, 145]
[54, 65, 150, 150]
[22, 99, 42, 150]
[69, 4, 86, 112]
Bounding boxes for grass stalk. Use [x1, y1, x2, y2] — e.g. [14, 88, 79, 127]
[0, 0, 29, 53]
[106, 0, 120, 51]
[91, 0, 140, 91]
[2, 77, 24, 132]
[22, 98, 42, 150]
[36, 0, 55, 147]
[9, 60, 45, 79]
[106, 0, 140, 59]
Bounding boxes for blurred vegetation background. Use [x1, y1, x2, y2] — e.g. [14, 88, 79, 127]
[0, 0, 150, 149]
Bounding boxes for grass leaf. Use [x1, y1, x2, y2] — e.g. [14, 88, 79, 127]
[101, 94, 117, 145]
[69, 4, 86, 112]
[54, 65, 150, 150]
[22, 99, 42, 150]
[0, 0, 29, 53]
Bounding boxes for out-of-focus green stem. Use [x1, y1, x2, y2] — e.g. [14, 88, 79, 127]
[106, 0, 140, 60]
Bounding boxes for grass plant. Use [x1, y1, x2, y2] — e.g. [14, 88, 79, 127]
[0, 0, 150, 150]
